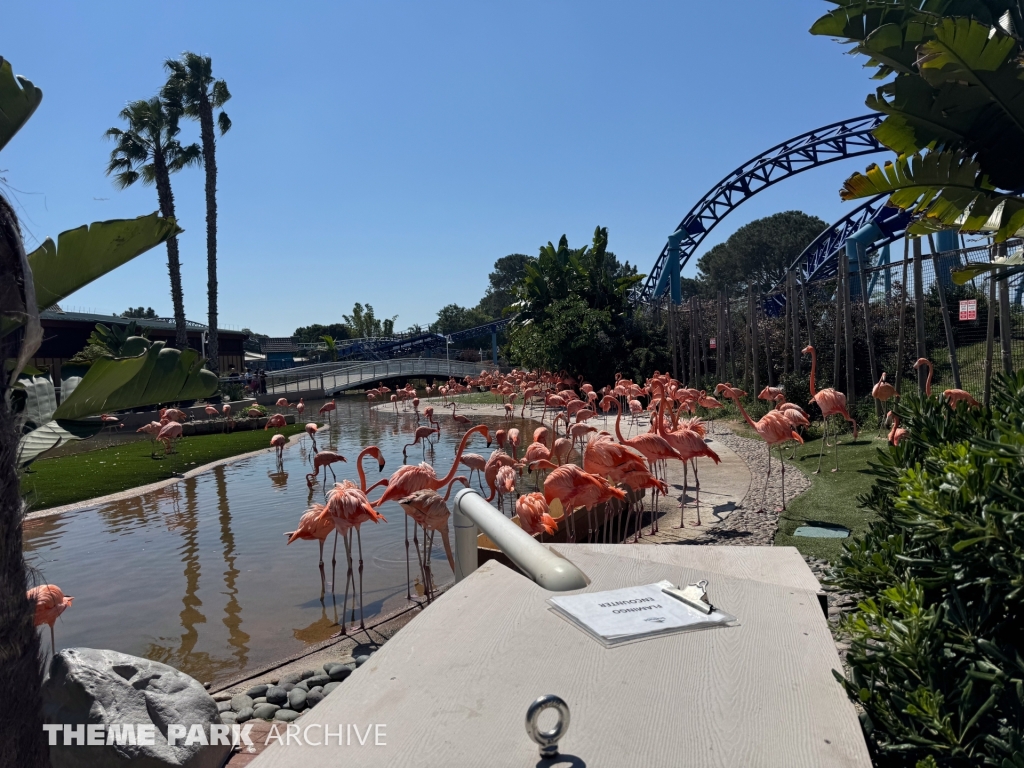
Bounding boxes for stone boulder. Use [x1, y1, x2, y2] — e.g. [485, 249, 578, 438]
[42, 648, 231, 768]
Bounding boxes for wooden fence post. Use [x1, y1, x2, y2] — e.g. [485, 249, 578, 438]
[833, 269, 843, 391]
[857, 245, 879, 422]
[914, 237, 927, 394]
[984, 270, 996, 406]
[782, 281, 791, 376]
[801, 276, 813, 352]
[791, 271, 802, 376]
[749, 285, 759, 395]
[998, 243, 1014, 375]
[726, 290, 736, 383]
[843, 249, 856, 401]
[762, 297, 776, 387]
[927, 234, 962, 389]
[894, 236, 910, 394]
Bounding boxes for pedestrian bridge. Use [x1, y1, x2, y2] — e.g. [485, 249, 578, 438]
[264, 358, 501, 398]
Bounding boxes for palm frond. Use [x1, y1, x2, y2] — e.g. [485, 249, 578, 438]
[217, 111, 231, 135]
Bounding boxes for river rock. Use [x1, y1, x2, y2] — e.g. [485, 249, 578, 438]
[253, 703, 280, 720]
[288, 688, 307, 711]
[212, 691, 232, 702]
[42, 647, 231, 768]
[322, 681, 342, 694]
[231, 694, 254, 712]
[220, 712, 237, 725]
[252, 696, 267, 705]
[355, 654, 371, 667]
[328, 665, 352, 682]
[279, 671, 304, 685]
[216, 700, 232, 713]
[305, 674, 330, 688]
[323, 657, 354, 673]
[246, 684, 269, 698]
[235, 707, 254, 723]
[275, 709, 302, 722]
[300, 669, 316, 679]
[266, 685, 287, 705]
[306, 689, 325, 707]
[294, 680, 309, 692]
[281, 682, 295, 692]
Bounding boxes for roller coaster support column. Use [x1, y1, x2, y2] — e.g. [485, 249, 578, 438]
[844, 222, 882, 300]
[665, 230, 684, 305]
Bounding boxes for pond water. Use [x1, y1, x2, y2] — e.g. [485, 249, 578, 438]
[23, 397, 538, 686]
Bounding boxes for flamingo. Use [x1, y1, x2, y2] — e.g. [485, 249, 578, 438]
[449, 403, 471, 433]
[305, 422, 319, 451]
[506, 428, 521, 460]
[515, 492, 557, 537]
[137, 421, 163, 456]
[538, 464, 627, 542]
[356, 445, 389, 494]
[271, 433, 286, 459]
[722, 388, 803, 512]
[424, 406, 441, 435]
[319, 399, 336, 425]
[583, 436, 664, 540]
[326, 481, 386, 630]
[460, 453, 487, 491]
[533, 426, 551, 448]
[204, 405, 219, 420]
[484, 450, 519, 503]
[276, 397, 290, 410]
[310, 450, 346, 485]
[156, 421, 183, 454]
[872, 372, 899, 435]
[296, 398, 305, 420]
[286, 503, 335, 598]
[887, 412, 908, 446]
[803, 345, 858, 473]
[27, 584, 73, 655]
[398, 490, 455, 599]
[551, 437, 573, 466]
[403, 426, 438, 458]
[222, 404, 233, 433]
[696, 391, 723, 433]
[265, 413, 286, 430]
[913, 357, 980, 407]
[495, 464, 518, 513]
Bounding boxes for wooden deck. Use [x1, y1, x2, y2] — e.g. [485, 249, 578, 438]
[250, 545, 869, 767]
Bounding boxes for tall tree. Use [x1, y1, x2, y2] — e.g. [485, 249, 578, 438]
[162, 53, 231, 371]
[105, 97, 200, 347]
[342, 302, 397, 338]
[477, 253, 536, 318]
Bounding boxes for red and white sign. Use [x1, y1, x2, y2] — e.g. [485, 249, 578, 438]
[959, 299, 977, 321]
[709, 337, 717, 349]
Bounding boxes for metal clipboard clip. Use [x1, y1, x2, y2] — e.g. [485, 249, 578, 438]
[662, 579, 714, 614]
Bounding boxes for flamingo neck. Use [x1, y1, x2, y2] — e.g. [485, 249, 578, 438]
[731, 396, 758, 431]
[356, 448, 370, 491]
[611, 398, 626, 442]
[437, 427, 480, 488]
[925, 361, 933, 396]
[807, 348, 818, 397]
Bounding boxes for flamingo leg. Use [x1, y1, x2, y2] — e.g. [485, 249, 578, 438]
[759, 445, 772, 513]
[403, 512, 412, 600]
[412, 523, 426, 598]
[834, 425, 841, 473]
[693, 460, 702, 526]
[780, 446, 787, 510]
[340, 532, 353, 635]
[356, 528, 367, 628]
[677, 462, 688, 528]
[318, 538, 326, 600]
[815, 418, 828, 474]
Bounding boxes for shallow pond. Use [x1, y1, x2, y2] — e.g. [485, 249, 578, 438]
[23, 397, 539, 686]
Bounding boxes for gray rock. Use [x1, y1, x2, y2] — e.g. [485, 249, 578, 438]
[308, 685, 323, 693]
[231, 693, 254, 712]
[300, 669, 316, 679]
[245, 683, 269, 698]
[216, 700, 232, 713]
[221, 712, 238, 725]
[281, 682, 295, 692]
[253, 703, 280, 720]
[252, 696, 268, 705]
[328, 665, 352, 682]
[355, 654, 371, 667]
[322, 681, 342, 694]
[305, 674, 331, 688]
[212, 691, 232, 702]
[288, 688, 307, 711]
[294, 680, 309, 692]
[275, 709, 302, 722]
[306, 689, 325, 707]
[42, 647, 231, 768]
[266, 685, 288, 705]
[235, 707, 254, 723]
[278, 671, 304, 686]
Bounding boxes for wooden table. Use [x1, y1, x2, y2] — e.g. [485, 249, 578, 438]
[251, 545, 870, 767]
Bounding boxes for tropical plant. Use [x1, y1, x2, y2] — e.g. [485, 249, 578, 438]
[342, 302, 397, 338]
[0, 57, 216, 766]
[105, 97, 201, 347]
[162, 52, 231, 373]
[830, 373, 1024, 766]
[321, 334, 338, 362]
[812, 5, 1024, 242]
[507, 226, 667, 383]
[121, 306, 158, 318]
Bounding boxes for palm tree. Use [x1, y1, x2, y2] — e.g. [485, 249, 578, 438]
[105, 98, 200, 348]
[321, 335, 338, 362]
[162, 52, 231, 372]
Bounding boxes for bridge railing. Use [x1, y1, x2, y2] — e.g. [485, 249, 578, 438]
[256, 358, 505, 396]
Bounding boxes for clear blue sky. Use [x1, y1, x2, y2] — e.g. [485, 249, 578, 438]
[3, 1, 877, 336]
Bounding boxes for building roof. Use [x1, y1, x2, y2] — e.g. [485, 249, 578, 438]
[259, 337, 298, 353]
[39, 308, 246, 337]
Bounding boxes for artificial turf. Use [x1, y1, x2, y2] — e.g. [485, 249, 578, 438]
[20, 423, 306, 511]
[726, 418, 883, 562]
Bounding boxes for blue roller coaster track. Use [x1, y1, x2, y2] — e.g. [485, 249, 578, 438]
[638, 114, 890, 304]
[334, 317, 512, 361]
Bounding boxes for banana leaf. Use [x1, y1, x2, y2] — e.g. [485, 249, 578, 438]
[18, 419, 104, 468]
[27, 213, 182, 312]
[0, 57, 42, 152]
[16, 375, 57, 432]
[52, 340, 218, 421]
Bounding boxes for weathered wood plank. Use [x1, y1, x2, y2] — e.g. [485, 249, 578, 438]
[252, 549, 868, 768]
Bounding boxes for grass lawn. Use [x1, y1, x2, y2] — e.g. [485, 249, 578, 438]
[21, 423, 306, 511]
[725, 418, 883, 561]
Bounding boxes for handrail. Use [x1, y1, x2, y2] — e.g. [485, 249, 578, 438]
[452, 489, 589, 592]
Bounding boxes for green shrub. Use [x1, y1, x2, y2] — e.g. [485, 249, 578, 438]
[829, 372, 1024, 767]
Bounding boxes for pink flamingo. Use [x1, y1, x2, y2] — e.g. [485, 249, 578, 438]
[265, 413, 286, 430]
[459, 452, 487, 490]
[310, 450, 346, 485]
[296, 398, 305, 419]
[484, 450, 519, 503]
[356, 445, 389, 494]
[722, 389, 803, 511]
[424, 406, 440, 435]
[270, 433, 286, 459]
[222, 404, 234, 432]
[449, 402, 471, 433]
[319, 399, 336, 425]
[27, 584, 73, 654]
[156, 421, 183, 454]
[803, 345, 858, 473]
[539, 464, 627, 542]
[398, 490, 455, 599]
[404, 426, 438, 458]
[872, 372, 899, 436]
[515, 493, 557, 537]
[305, 422, 319, 451]
[286, 503, 335, 597]
[506, 428, 521, 460]
[204, 405, 219, 420]
[276, 397, 290, 410]
[495, 464, 518, 513]
[914, 358, 980, 407]
[696, 390, 723, 433]
[887, 412, 908, 446]
[327, 481, 387, 630]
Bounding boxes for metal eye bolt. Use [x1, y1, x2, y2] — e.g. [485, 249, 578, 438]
[525, 694, 571, 758]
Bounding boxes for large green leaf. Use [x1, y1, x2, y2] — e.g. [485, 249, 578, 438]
[16, 375, 56, 431]
[27, 213, 182, 311]
[18, 419, 104, 467]
[0, 57, 43, 152]
[52, 340, 218, 421]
